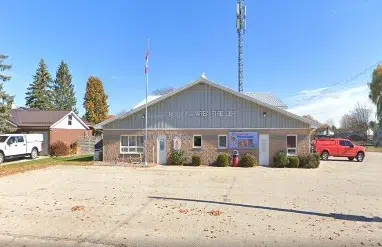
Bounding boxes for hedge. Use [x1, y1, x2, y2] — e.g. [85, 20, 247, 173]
[298, 154, 320, 169]
[239, 153, 257, 167]
[190, 155, 201, 166]
[287, 156, 299, 168]
[167, 149, 185, 166]
[215, 153, 230, 167]
[272, 151, 289, 168]
[50, 141, 70, 156]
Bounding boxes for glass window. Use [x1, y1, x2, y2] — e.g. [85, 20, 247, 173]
[120, 135, 144, 153]
[68, 115, 72, 126]
[286, 135, 297, 156]
[218, 135, 227, 149]
[16, 136, 24, 143]
[346, 141, 353, 146]
[7, 137, 16, 145]
[193, 135, 202, 148]
[159, 139, 165, 151]
[339, 140, 347, 146]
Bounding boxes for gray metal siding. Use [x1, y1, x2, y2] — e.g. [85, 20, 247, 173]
[105, 83, 309, 129]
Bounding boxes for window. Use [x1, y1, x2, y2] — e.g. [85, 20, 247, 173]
[16, 136, 24, 143]
[120, 135, 144, 153]
[7, 136, 15, 145]
[340, 140, 353, 147]
[68, 115, 72, 126]
[218, 135, 227, 149]
[286, 135, 297, 156]
[193, 135, 202, 148]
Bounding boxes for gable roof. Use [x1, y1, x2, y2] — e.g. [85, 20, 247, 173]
[10, 108, 89, 129]
[243, 92, 288, 109]
[133, 93, 287, 111]
[95, 78, 312, 129]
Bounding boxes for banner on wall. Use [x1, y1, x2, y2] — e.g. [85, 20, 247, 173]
[228, 132, 259, 149]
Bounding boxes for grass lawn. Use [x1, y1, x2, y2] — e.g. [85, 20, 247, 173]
[366, 146, 382, 153]
[0, 155, 94, 177]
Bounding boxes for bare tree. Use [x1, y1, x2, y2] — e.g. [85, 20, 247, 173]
[152, 87, 175, 96]
[340, 103, 372, 136]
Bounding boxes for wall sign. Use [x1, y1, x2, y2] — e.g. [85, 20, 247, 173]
[173, 136, 182, 150]
[164, 110, 237, 118]
[228, 132, 259, 149]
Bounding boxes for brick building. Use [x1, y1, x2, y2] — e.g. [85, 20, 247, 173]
[7, 108, 91, 155]
[96, 77, 313, 166]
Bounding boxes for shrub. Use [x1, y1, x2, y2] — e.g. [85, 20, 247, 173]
[167, 149, 185, 166]
[50, 141, 70, 156]
[239, 153, 257, 167]
[298, 154, 320, 169]
[190, 155, 201, 166]
[312, 153, 321, 165]
[272, 151, 289, 168]
[287, 156, 299, 168]
[70, 142, 78, 155]
[216, 153, 230, 167]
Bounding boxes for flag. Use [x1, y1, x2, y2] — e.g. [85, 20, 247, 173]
[145, 48, 149, 74]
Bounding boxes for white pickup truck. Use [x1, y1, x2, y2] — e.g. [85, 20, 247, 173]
[0, 134, 43, 164]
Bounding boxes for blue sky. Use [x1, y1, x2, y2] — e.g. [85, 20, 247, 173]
[1, 0, 381, 123]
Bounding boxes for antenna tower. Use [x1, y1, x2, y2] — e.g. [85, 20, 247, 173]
[236, 0, 246, 92]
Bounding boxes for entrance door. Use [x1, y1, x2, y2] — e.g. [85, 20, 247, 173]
[259, 134, 269, 166]
[157, 135, 167, 164]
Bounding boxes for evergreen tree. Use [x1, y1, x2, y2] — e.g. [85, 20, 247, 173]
[25, 59, 54, 110]
[83, 76, 109, 124]
[53, 61, 77, 113]
[0, 54, 14, 133]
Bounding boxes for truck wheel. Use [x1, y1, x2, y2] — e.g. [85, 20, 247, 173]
[0, 152, 4, 164]
[321, 151, 329, 160]
[356, 152, 364, 162]
[30, 148, 38, 160]
[348, 157, 354, 161]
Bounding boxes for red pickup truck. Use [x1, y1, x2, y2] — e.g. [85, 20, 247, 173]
[315, 138, 366, 162]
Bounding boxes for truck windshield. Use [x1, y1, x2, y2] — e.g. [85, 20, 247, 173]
[0, 136, 8, 143]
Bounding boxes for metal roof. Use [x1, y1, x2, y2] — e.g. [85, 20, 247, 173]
[243, 92, 288, 109]
[95, 78, 311, 129]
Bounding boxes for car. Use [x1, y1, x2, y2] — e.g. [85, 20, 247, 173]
[0, 134, 43, 164]
[315, 138, 366, 162]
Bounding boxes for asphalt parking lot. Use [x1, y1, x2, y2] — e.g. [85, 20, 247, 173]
[0, 152, 381, 247]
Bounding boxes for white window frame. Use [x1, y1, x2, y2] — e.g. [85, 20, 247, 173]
[68, 115, 73, 126]
[218, 135, 227, 149]
[286, 135, 297, 156]
[193, 135, 202, 149]
[120, 135, 144, 154]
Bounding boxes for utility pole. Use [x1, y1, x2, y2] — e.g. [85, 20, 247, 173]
[236, 0, 246, 92]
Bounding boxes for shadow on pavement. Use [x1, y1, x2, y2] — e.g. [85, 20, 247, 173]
[149, 196, 382, 223]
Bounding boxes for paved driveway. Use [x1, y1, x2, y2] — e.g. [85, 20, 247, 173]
[0, 153, 381, 247]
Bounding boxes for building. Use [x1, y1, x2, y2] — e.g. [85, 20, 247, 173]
[7, 108, 91, 155]
[96, 77, 313, 166]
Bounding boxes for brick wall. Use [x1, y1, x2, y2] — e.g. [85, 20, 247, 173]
[103, 129, 311, 165]
[50, 129, 92, 147]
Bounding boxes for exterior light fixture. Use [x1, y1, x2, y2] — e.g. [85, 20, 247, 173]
[263, 112, 267, 118]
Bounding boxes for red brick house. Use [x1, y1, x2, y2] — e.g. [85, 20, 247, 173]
[7, 108, 91, 155]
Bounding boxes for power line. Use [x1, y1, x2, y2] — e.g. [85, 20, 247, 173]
[289, 60, 382, 108]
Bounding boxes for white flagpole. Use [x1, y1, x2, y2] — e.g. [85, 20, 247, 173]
[145, 39, 150, 165]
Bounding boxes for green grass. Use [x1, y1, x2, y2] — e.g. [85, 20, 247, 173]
[0, 155, 94, 177]
[366, 146, 382, 153]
